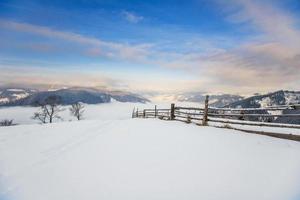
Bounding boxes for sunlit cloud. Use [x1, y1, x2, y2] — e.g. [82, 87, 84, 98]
[156, 0, 300, 93]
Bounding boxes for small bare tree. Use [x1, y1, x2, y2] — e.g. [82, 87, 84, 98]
[70, 102, 84, 120]
[0, 119, 14, 126]
[32, 95, 63, 123]
[32, 108, 47, 124]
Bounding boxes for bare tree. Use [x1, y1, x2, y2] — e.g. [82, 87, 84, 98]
[32, 95, 63, 123]
[70, 102, 84, 120]
[32, 108, 47, 123]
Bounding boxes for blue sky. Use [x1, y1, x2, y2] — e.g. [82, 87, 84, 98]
[0, 0, 300, 94]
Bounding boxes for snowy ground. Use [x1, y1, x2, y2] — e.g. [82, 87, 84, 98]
[0, 101, 202, 125]
[0, 102, 146, 125]
[1, 102, 300, 200]
[211, 121, 300, 136]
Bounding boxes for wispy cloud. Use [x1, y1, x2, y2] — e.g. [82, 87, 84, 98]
[0, 65, 123, 90]
[157, 0, 300, 94]
[0, 19, 151, 62]
[0, 0, 300, 95]
[122, 11, 144, 23]
[226, 0, 300, 47]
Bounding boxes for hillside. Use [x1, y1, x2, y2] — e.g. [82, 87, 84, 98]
[222, 90, 300, 124]
[1, 118, 300, 200]
[0, 87, 149, 106]
[1, 103, 300, 200]
[227, 90, 300, 108]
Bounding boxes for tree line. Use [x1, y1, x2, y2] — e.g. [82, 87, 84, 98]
[32, 95, 85, 124]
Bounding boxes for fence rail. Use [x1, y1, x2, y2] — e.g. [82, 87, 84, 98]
[132, 96, 300, 141]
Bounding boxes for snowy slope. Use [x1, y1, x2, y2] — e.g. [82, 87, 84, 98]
[1, 116, 300, 200]
[228, 90, 300, 108]
[0, 102, 203, 125]
[0, 103, 140, 125]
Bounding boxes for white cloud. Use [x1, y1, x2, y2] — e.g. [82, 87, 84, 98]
[226, 0, 300, 49]
[122, 11, 143, 23]
[156, 0, 300, 93]
[0, 19, 151, 62]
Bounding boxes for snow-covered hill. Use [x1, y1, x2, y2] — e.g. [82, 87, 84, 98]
[223, 91, 300, 124]
[1, 103, 300, 200]
[227, 90, 300, 108]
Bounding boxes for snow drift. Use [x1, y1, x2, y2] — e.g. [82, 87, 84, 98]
[1, 114, 300, 200]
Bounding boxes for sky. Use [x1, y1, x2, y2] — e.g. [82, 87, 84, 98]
[0, 0, 300, 95]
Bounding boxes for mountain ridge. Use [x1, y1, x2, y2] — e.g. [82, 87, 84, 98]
[226, 90, 300, 108]
[0, 87, 149, 106]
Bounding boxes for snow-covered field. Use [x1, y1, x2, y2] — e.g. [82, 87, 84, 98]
[0, 102, 145, 125]
[0, 102, 202, 125]
[1, 102, 300, 200]
[209, 119, 300, 136]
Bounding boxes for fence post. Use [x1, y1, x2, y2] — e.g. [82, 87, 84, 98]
[155, 105, 157, 118]
[170, 103, 175, 120]
[202, 95, 209, 126]
[132, 107, 135, 118]
[136, 108, 138, 118]
[239, 110, 245, 120]
[143, 109, 146, 118]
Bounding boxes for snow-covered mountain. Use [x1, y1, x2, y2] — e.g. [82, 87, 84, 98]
[227, 90, 300, 108]
[180, 93, 244, 107]
[149, 92, 243, 107]
[225, 90, 300, 124]
[0, 87, 149, 106]
[0, 88, 37, 104]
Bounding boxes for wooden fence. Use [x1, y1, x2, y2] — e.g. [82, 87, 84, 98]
[132, 96, 300, 141]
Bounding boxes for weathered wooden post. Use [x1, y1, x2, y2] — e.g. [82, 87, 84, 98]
[132, 107, 135, 118]
[136, 108, 139, 118]
[239, 110, 245, 120]
[143, 109, 146, 118]
[154, 105, 157, 118]
[170, 103, 175, 120]
[202, 95, 209, 126]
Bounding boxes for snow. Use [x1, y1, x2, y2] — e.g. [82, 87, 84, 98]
[284, 91, 300, 105]
[6, 89, 25, 92]
[258, 97, 271, 107]
[0, 102, 203, 125]
[0, 98, 9, 103]
[0, 102, 144, 125]
[1, 102, 300, 200]
[11, 93, 29, 100]
[209, 120, 300, 135]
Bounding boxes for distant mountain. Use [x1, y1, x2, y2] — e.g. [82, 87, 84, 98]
[0, 88, 37, 104]
[0, 87, 149, 106]
[224, 90, 300, 125]
[226, 90, 300, 108]
[179, 93, 243, 107]
[173, 92, 244, 107]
